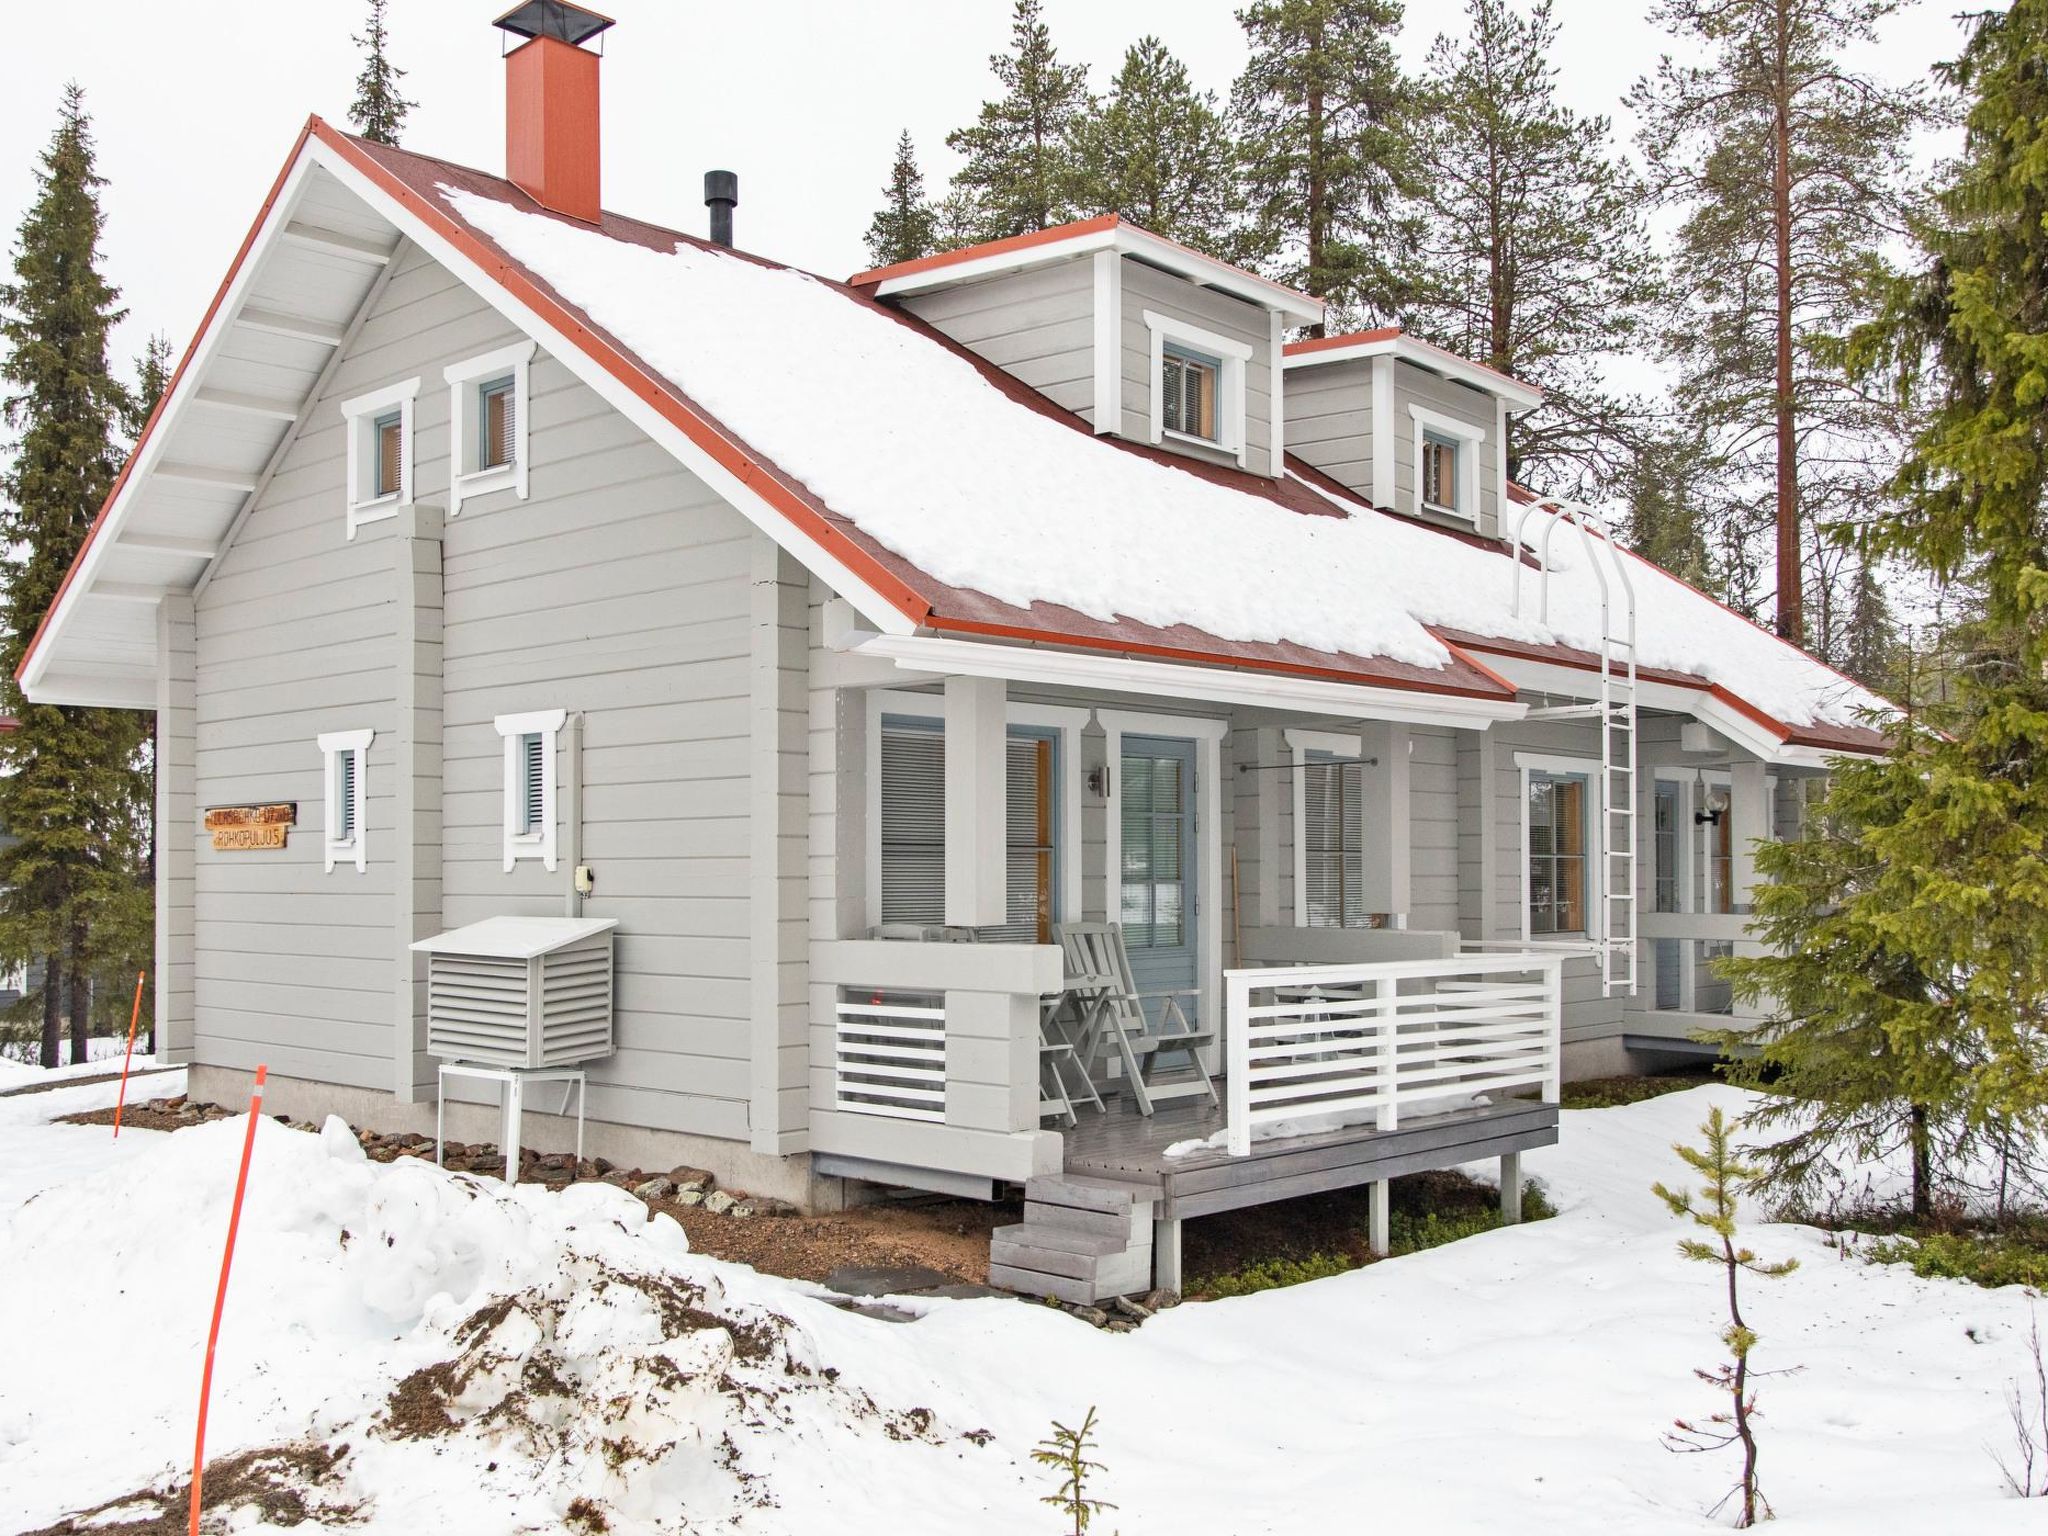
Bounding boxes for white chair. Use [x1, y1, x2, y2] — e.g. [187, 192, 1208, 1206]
[1055, 921, 1218, 1116]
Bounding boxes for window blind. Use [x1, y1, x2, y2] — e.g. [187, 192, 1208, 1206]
[481, 377, 516, 470]
[336, 750, 357, 842]
[374, 411, 403, 499]
[519, 732, 546, 835]
[878, 722, 1057, 937]
[1302, 753, 1366, 927]
[1528, 771, 1588, 935]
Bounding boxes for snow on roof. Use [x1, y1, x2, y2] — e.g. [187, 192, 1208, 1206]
[438, 187, 1881, 731]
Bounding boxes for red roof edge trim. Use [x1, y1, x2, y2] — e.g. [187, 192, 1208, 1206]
[17, 119, 322, 687]
[849, 215, 1122, 288]
[1284, 326, 1402, 355]
[921, 611, 1517, 702]
[1432, 634, 1520, 696]
[308, 121, 933, 632]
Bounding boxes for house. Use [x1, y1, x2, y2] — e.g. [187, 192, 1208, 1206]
[18, 7, 1887, 1300]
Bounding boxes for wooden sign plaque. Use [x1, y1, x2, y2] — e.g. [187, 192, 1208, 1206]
[204, 803, 296, 851]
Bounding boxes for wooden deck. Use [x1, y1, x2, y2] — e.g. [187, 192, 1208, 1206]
[1060, 1094, 1559, 1221]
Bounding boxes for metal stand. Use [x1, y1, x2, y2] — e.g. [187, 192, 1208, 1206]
[435, 1062, 587, 1185]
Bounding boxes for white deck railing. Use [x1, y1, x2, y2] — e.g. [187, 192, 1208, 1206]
[1223, 952, 1564, 1157]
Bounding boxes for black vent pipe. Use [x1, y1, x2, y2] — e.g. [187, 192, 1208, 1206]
[704, 170, 738, 247]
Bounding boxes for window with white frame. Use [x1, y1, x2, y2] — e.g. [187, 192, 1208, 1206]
[1526, 766, 1591, 936]
[340, 378, 420, 539]
[317, 729, 373, 873]
[1288, 729, 1377, 929]
[444, 340, 536, 515]
[1408, 403, 1483, 521]
[1144, 310, 1252, 465]
[495, 709, 566, 871]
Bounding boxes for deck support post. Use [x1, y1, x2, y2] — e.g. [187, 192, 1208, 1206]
[1152, 1214, 1182, 1294]
[1368, 1179, 1389, 1257]
[1500, 1151, 1523, 1225]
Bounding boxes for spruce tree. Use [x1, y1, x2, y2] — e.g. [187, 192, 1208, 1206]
[1072, 37, 1238, 257]
[349, 0, 415, 149]
[1621, 431, 1717, 592]
[1398, 0, 1660, 497]
[1630, 0, 1931, 651]
[0, 87, 153, 1067]
[864, 131, 940, 268]
[943, 0, 1094, 244]
[1230, 0, 1412, 332]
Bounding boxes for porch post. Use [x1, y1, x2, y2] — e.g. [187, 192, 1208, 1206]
[1153, 1213, 1182, 1294]
[1368, 1179, 1390, 1257]
[1500, 1151, 1523, 1224]
[1728, 760, 1769, 913]
[943, 675, 1007, 927]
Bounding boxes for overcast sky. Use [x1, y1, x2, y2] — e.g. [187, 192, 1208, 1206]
[0, 0, 1971, 386]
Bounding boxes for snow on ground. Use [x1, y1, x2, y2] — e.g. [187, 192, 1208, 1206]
[1, 1080, 2040, 1533]
[0, 1037, 142, 1080]
[437, 188, 1877, 729]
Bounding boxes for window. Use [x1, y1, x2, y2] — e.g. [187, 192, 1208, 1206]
[1421, 433, 1458, 511]
[1120, 749, 1188, 950]
[1527, 769, 1590, 936]
[1301, 752, 1368, 928]
[444, 340, 536, 515]
[1407, 403, 1483, 522]
[317, 729, 373, 873]
[340, 378, 420, 539]
[875, 716, 1063, 940]
[1143, 310, 1253, 466]
[495, 709, 567, 871]
[1161, 346, 1220, 440]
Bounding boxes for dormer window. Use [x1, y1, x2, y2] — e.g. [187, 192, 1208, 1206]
[1407, 403, 1484, 522]
[1162, 345, 1220, 441]
[1421, 432, 1458, 512]
[1144, 311, 1252, 467]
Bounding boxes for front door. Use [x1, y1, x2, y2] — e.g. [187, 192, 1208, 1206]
[1120, 735, 1199, 1023]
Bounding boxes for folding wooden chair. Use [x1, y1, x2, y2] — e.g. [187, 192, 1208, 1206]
[1055, 921, 1218, 1116]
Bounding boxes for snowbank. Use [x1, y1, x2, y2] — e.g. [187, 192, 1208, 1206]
[3, 1082, 2041, 1533]
[439, 188, 1879, 729]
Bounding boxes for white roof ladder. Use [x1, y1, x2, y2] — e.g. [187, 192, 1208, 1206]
[1509, 496, 1641, 998]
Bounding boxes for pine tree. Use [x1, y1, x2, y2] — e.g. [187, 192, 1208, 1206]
[0, 87, 153, 1068]
[864, 131, 940, 268]
[1621, 430, 1716, 592]
[943, 0, 1094, 244]
[1654, 1108, 1799, 1529]
[1230, 0, 1412, 332]
[1630, 0, 1931, 650]
[349, 0, 415, 148]
[1398, 0, 1660, 496]
[1072, 37, 1238, 257]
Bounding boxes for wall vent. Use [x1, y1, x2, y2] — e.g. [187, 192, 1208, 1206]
[412, 915, 618, 1069]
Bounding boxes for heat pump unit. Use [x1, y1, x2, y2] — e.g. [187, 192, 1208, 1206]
[412, 915, 618, 1069]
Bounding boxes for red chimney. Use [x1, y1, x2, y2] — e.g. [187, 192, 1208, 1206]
[494, 3, 614, 224]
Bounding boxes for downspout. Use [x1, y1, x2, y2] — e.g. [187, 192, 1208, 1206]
[562, 712, 584, 917]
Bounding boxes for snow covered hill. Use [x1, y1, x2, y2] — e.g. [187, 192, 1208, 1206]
[0, 1072, 2039, 1534]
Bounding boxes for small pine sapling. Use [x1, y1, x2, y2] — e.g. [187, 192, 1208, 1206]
[1032, 1405, 1115, 1534]
[1654, 1107, 1799, 1527]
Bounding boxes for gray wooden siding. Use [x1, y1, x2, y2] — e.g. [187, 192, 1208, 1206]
[1393, 360, 1500, 536]
[1408, 726, 1461, 931]
[1283, 358, 1374, 501]
[1118, 258, 1275, 477]
[898, 259, 1097, 422]
[193, 243, 762, 1136]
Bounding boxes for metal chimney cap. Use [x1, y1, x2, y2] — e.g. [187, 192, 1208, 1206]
[704, 170, 739, 206]
[494, 1, 615, 47]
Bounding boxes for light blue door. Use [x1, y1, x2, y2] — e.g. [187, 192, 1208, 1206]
[1120, 735, 1199, 1024]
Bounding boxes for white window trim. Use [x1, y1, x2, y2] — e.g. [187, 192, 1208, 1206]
[340, 377, 420, 540]
[444, 339, 537, 516]
[1284, 728, 1363, 926]
[1408, 402, 1484, 522]
[862, 690, 1087, 933]
[496, 708, 567, 871]
[317, 728, 374, 874]
[1516, 750, 1599, 941]
[1144, 310, 1252, 467]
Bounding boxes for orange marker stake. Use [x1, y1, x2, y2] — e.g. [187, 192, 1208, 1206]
[112, 970, 146, 1140]
[189, 1064, 265, 1536]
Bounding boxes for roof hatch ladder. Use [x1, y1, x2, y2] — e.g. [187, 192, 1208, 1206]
[1510, 497, 1641, 998]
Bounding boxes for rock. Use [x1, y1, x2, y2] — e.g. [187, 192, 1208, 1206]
[673, 1189, 704, 1207]
[1111, 1295, 1153, 1321]
[602, 1169, 638, 1189]
[668, 1166, 714, 1194]
[575, 1159, 602, 1180]
[825, 1265, 953, 1298]
[1069, 1306, 1110, 1328]
[702, 1189, 738, 1216]
[1140, 1289, 1181, 1311]
[737, 1196, 797, 1219]
[632, 1177, 673, 1201]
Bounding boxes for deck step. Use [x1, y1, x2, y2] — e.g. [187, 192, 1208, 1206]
[1025, 1199, 1145, 1242]
[1023, 1173, 1156, 1215]
[991, 1222, 1127, 1258]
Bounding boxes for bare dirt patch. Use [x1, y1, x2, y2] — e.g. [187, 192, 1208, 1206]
[23, 1442, 358, 1534]
[650, 1191, 1015, 1287]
